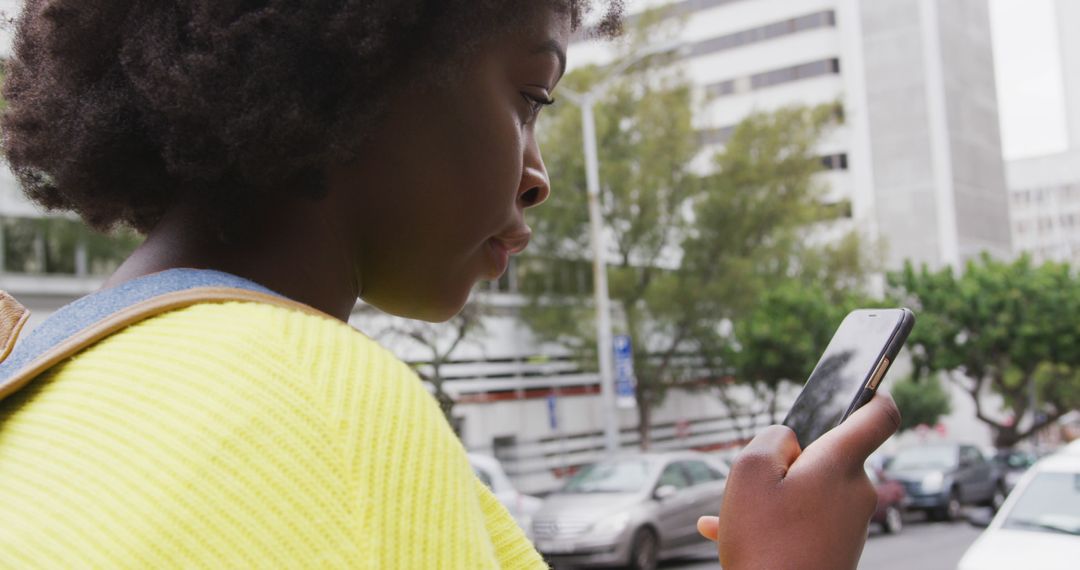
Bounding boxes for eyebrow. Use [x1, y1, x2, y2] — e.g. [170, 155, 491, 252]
[533, 39, 567, 81]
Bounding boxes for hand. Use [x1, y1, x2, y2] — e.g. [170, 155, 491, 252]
[697, 393, 900, 570]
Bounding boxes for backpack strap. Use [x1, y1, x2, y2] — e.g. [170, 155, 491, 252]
[0, 292, 31, 365]
[0, 268, 331, 403]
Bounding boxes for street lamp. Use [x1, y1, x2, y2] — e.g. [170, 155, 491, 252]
[558, 40, 688, 455]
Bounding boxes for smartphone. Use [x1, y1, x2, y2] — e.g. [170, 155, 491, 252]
[782, 308, 915, 449]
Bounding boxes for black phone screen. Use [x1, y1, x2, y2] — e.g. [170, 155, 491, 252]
[782, 309, 905, 449]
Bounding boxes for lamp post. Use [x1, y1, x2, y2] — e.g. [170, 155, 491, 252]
[558, 41, 687, 455]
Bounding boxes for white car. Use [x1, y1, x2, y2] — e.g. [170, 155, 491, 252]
[957, 447, 1080, 570]
[468, 453, 543, 540]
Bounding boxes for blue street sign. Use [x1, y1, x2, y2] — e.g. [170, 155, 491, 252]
[547, 394, 558, 431]
[613, 335, 637, 409]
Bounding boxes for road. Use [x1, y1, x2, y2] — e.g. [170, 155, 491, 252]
[661, 512, 985, 570]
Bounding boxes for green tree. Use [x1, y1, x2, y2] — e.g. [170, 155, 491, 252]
[683, 105, 876, 432]
[720, 281, 851, 428]
[522, 10, 701, 449]
[890, 375, 951, 433]
[523, 9, 867, 447]
[890, 254, 1080, 448]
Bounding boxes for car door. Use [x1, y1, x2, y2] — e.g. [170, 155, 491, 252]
[654, 461, 694, 548]
[962, 446, 995, 502]
[955, 446, 981, 503]
[683, 459, 726, 528]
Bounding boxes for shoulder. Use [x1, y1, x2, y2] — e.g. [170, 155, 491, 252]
[104, 299, 409, 376]
[76, 299, 430, 422]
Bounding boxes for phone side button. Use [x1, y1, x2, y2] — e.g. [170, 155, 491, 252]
[867, 357, 891, 390]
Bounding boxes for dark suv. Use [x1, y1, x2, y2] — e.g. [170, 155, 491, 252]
[885, 443, 1005, 521]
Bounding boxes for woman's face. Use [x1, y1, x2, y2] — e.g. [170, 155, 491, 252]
[324, 9, 569, 322]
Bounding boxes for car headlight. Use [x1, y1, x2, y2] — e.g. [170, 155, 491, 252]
[590, 512, 631, 535]
[922, 472, 945, 493]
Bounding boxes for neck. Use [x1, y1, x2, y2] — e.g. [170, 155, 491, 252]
[104, 202, 360, 322]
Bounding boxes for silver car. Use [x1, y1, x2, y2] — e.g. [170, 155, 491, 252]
[531, 451, 727, 570]
[468, 453, 544, 540]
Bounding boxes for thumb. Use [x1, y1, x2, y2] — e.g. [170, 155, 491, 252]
[697, 516, 719, 542]
[798, 392, 901, 474]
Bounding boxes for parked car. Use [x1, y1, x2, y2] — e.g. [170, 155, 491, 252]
[468, 453, 543, 540]
[992, 449, 1038, 494]
[885, 443, 1006, 521]
[867, 464, 906, 534]
[956, 449, 1080, 570]
[531, 452, 728, 570]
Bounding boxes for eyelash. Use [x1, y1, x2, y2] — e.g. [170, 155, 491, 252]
[521, 92, 556, 124]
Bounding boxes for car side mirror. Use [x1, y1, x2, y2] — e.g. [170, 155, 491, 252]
[654, 485, 678, 501]
[966, 509, 993, 529]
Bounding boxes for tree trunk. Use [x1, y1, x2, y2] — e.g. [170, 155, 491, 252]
[767, 387, 780, 425]
[431, 365, 457, 431]
[638, 398, 652, 450]
[993, 424, 1020, 449]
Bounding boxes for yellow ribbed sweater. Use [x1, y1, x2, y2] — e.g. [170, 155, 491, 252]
[0, 301, 547, 569]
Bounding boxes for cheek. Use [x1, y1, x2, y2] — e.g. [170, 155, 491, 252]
[328, 81, 528, 319]
[446, 95, 527, 224]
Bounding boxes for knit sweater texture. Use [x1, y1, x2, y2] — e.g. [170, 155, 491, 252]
[0, 301, 547, 569]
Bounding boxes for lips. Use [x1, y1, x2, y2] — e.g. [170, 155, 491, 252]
[491, 228, 532, 255]
[485, 227, 532, 279]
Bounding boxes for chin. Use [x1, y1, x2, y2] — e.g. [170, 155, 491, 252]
[365, 285, 471, 323]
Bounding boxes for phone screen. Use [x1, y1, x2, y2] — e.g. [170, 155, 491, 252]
[783, 310, 905, 449]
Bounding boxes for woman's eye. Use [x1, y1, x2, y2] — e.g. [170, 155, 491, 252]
[520, 92, 555, 124]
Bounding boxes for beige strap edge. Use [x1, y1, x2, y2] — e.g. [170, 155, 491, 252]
[0, 287, 332, 402]
[0, 292, 31, 364]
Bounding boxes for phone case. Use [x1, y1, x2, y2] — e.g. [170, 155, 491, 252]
[842, 308, 916, 422]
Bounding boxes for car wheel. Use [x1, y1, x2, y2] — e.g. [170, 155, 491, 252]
[628, 527, 659, 570]
[944, 489, 962, 522]
[883, 505, 903, 534]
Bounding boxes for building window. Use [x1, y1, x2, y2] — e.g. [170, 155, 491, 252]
[707, 80, 736, 98]
[709, 58, 841, 98]
[618, 0, 783, 32]
[821, 153, 849, 171]
[687, 10, 837, 59]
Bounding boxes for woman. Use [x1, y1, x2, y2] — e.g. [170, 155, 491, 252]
[0, 1, 898, 568]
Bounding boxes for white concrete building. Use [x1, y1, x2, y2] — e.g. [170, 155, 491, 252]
[1006, 0, 1080, 264]
[573, 0, 1013, 270]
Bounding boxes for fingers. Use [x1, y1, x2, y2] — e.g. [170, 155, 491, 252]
[697, 516, 719, 542]
[731, 425, 802, 482]
[801, 392, 901, 473]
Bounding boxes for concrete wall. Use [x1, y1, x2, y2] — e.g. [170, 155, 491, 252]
[859, 0, 1011, 269]
[859, 0, 944, 268]
[936, 0, 1012, 262]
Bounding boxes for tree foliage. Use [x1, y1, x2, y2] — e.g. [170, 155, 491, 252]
[722, 281, 853, 425]
[890, 375, 951, 433]
[890, 254, 1080, 447]
[522, 11, 872, 447]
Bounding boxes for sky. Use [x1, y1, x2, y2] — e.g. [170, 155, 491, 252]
[989, 0, 1070, 160]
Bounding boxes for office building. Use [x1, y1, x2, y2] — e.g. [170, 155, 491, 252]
[1007, 0, 1080, 264]
[573, 0, 1013, 269]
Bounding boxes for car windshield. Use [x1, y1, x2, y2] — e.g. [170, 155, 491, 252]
[889, 446, 958, 470]
[561, 460, 651, 494]
[997, 452, 1036, 470]
[1002, 472, 1080, 536]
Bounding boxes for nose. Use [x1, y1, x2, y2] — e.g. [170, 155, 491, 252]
[518, 136, 551, 209]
